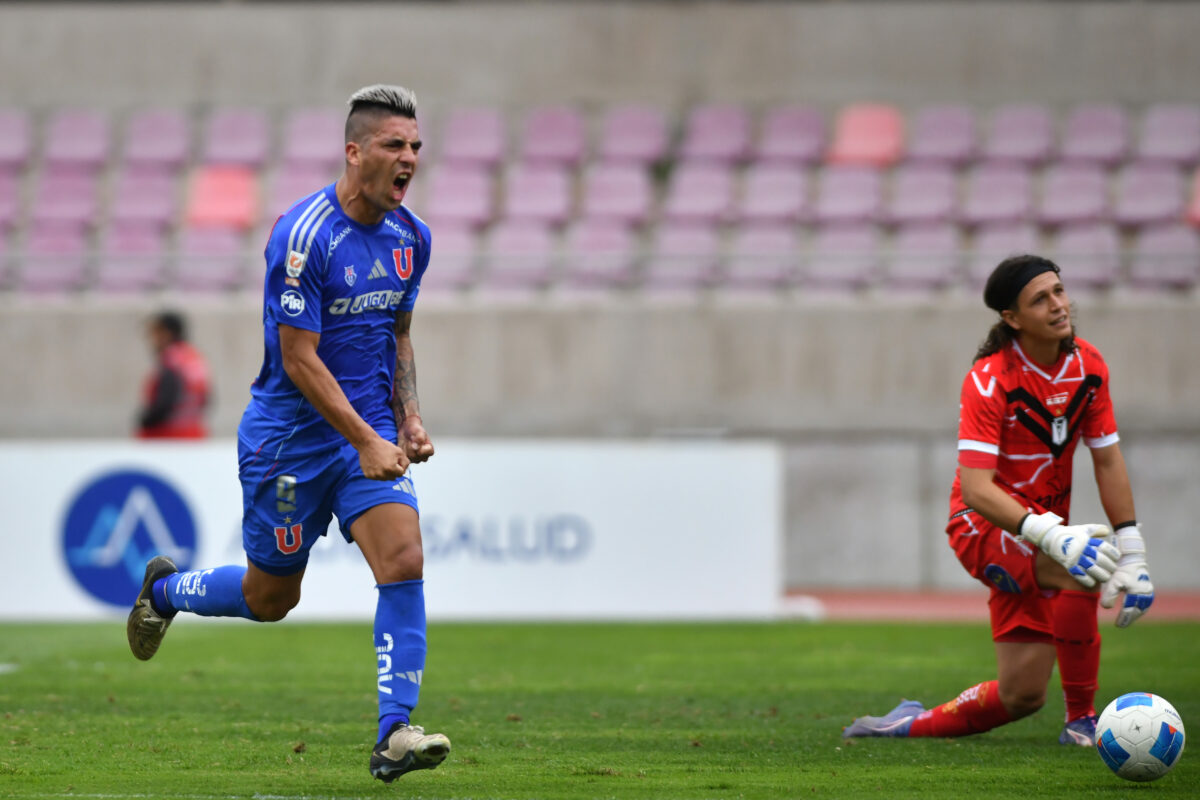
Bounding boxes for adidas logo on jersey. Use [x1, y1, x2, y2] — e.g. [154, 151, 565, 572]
[368, 259, 389, 280]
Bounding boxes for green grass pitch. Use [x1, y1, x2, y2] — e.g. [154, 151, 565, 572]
[1, 620, 1196, 799]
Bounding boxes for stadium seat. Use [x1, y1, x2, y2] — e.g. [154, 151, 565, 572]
[753, 105, 826, 165]
[1112, 162, 1185, 228]
[439, 107, 505, 167]
[122, 109, 190, 171]
[1047, 223, 1121, 289]
[15, 223, 90, 294]
[1128, 223, 1200, 289]
[805, 224, 881, 289]
[279, 107, 343, 173]
[736, 164, 810, 224]
[0, 108, 32, 173]
[966, 223, 1041, 286]
[980, 104, 1054, 165]
[678, 103, 752, 163]
[94, 223, 169, 294]
[482, 221, 557, 290]
[1037, 163, 1110, 227]
[905, 105, 977, 166]
[961, 164, 1033, 226]
[423, 165, 495, 229]
[0, 171, 18, 230]
[43, 109, 110, 174]
[263, 168, 336, 223]
[1187, 168, 1200, 228]
[1058, 104, 1130, 166]
[1135, 104, 1200, 165]
[173, 227, 248, 292]
[561, 219, 638, 289]
[660, 163, 736, 224]
[826, 104, 904, 167]
[520, 106, 587, 166]
[421, 223, 478, 292]
[579, 164, 653, 227]
[885, 223, 963, 289]
[30, 167, 100, 231]
[185, 166, 260, 230]
[201, 107, 270, 168]
[643, 222, 721, 290]
[886, 164, 958, 225]
[813, 166, 883, 224]
[109, 167, 179, 231]
[725, 222, 799, 289]
[596, 104, 669, 165]
[501, 164, 573, 226]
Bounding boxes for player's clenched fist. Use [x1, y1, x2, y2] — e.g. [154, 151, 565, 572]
[401, 415, 435, 463]
[358, 435, 410, 480]
[1019, 511, 1119, 588]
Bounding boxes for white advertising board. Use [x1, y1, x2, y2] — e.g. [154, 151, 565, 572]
[0, 439, 781, 621]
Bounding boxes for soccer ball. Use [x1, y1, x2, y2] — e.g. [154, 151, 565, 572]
[1095, 692, 1186, 782]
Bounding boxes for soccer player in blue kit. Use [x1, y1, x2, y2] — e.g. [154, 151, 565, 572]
[127, 84, 450, 783]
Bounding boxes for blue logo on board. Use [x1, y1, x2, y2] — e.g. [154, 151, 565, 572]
[61, 470, 196, 607]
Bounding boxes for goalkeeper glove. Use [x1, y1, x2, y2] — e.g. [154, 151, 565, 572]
[1099, 522, 1154, 628]
[1018, 511, 1119, 589]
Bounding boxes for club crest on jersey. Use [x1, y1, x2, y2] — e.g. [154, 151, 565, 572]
[393, 247, 414, 279]
[344, 264, 357, 286]
[286, 250, 307, 278]
[1051, 416, 1069, 445]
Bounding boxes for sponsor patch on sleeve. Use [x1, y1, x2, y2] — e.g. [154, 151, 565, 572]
[286, 250, 307, 278]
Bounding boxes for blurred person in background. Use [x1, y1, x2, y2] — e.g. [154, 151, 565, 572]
[136, 310, 211, 439]
[844, 255, 1154, 746]
[126, 84, 450, 783]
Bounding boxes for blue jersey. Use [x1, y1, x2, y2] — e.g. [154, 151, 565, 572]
[239, 183, 432, 455]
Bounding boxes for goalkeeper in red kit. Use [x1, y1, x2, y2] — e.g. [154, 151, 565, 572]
[844, 255, 1155, 746]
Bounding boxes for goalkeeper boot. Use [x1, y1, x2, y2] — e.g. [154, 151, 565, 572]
[369, 722, 451, 783]
[126, 556, 178, 661]
[842, 699, 925, 738]
[1059, 713, 1098, 746]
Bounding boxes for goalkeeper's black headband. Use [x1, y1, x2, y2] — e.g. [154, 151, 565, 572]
[983, 256, 1061, 313]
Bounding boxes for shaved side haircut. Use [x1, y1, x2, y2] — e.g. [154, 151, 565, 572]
[345, 84, 419, 144]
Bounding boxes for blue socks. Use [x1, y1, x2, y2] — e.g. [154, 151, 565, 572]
[153, 566, 258, 620]
[375, 579, 426, 743]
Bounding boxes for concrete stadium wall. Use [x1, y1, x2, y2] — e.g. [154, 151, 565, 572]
[1, 2, 1199, 110]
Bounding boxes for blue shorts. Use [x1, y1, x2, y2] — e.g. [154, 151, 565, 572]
[238, 437, 419, 576]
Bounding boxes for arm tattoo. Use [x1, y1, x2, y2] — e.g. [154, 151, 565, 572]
[392, 311, 420, 425]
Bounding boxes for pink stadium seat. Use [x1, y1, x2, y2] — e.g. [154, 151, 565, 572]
[679, 104, 752, 163]
[1136, 104, 1200, 165]
[961, 164, 1033, 226]
[0, 172, 18, 230]
[579, 164, 652, 227]
[737, 164, 810, 224]
[0, 109, 32, 173]
[174, 227, 248, 292]
[123, 109, 190, 171]
[1187, 169, 1200, 228]
[280, 107, 343, 172]
[661, 164, 736, 224]
[885, 223, 963, 289]
[201, 107, 270, 168]
[502, 164, 573, 226]
[421, 224, 478, 292]
[185, 166, 260, 230]
[439, 107, 505, 167]
[1037, 164, 1110, 227]
[264, 168, 334, 223]
[887, 164, 957, 225]
[520, 106, 587, 166]
[30, 168, 100, 231]
[753, 105, 826, 165]
[109, 167, 179, 231]
[483, 222, 557, 289]
[1112, 163, 1185, 228]
[726, 223, 799, 289]
[643, 222, 721, 290]
[827, 104, 904, 167]
[94, 223, 168, 294]
[966, 223, 1041, 286]
[43, 109, 110, 173]
[1047, 223, 1121, 289]
[16, 223, 90, 294]
[906, 105, 977, 166]
[813, 166, 883, 224]
[423, 165, 495, 229]
[1128, 224, 1200, 289]
[805, 224, 880, 289]
[1059, 104, 1130, 166]
[596, 104, 669, 165]
[981, 104, 1054, 165]
[561, 220, 638, 289]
